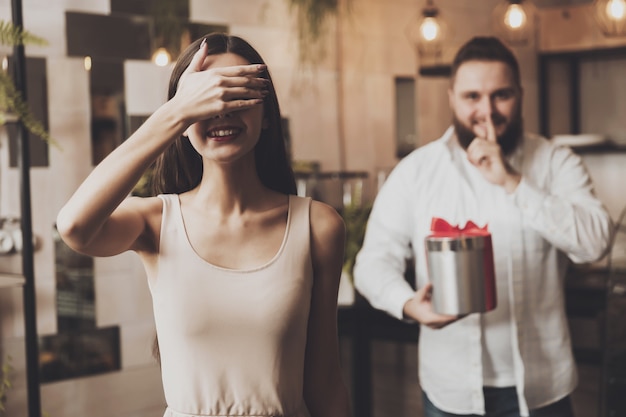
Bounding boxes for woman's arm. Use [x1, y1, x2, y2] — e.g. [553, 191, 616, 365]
[56, 43, 266, 257]
[303, 200, 352, 417]
[56, 103, 185, 257]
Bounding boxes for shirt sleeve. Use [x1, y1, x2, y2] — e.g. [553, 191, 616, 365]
[510, 145, 614, 264]
[353, 162, 417, 320]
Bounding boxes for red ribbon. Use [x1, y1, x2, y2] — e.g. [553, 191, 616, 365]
[430, 217, 490, 237]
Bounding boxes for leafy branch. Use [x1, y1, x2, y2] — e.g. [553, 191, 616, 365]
[286, 0, 348, 66]
[288, 0, 338, 42]
[150, 0, 187, 59]
[0, 71, 53, 143]
[0, 20, 55, 145]
[0, 20, 47, 47]
[342, 203, 371, 279]
[0, 356, 13, 416]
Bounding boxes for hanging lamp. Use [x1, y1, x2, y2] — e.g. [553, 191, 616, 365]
[492, 0, 537, 46]
[407, 0, 449, 68]
[151, 47, 172, 67]
[594, 0, 626, 36]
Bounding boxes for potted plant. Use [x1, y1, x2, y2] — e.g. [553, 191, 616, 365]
[336, 202, 371, 304]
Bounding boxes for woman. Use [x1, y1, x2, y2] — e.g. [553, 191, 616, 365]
[57, 33, 352, 417]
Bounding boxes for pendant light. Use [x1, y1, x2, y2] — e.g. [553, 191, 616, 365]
[492, 0, 537, 46]
[151, 47, 172, 67]
[407, 0, 449, 67]
[83, 56, 92, 72]
[594, 0, 626, 36]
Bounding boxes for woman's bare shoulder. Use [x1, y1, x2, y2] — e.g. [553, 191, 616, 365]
[122, 195, 164, 216]
[309, 199, 345, 247]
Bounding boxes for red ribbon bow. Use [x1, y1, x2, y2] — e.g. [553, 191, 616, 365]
[430, 217, 489, 237]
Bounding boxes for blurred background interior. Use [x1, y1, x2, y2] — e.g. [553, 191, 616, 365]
[0, 0, 626, 416]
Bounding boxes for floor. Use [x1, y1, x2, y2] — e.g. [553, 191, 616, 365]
[341, 339, 601, 417]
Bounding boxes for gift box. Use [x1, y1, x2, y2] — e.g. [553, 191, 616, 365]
[425, 217, 497, 315]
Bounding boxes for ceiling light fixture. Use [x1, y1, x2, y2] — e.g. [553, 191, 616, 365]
[407, 0, 449, 67]
[594, 0, 626, 36]
[151, 47, 172, 67]
[83, 56, 92, 72]
[492, 0, 537, 46]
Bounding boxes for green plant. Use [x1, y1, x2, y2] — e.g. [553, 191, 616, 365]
[0, 21, 46, 46]
[288, 0, 338, 42]
[0, 20, 54, 144]
[0, 356, 13, 416]
[285, 0, 350, 66]
[132, 165, 155, 197]
[150, 0, 188, 60]
[341, 203, 372, 279]
[0, 355, 53, 417]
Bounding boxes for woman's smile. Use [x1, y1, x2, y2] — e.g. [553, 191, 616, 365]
[206, 125, 243, 142]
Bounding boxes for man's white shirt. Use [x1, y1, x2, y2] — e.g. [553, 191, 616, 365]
[354, 127, 613, 415]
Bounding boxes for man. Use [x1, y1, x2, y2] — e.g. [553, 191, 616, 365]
[353, 36, 613, 417]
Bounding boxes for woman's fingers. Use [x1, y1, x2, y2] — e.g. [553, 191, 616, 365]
[215, 75, 270, 91]
[183, 40, 209, 76]
[174, 62, 269, 122]
[212, 63, 267, 77]
[219, 98, 265, 113]
[221, 86, 268, 101]
[181, 69, 268, 98]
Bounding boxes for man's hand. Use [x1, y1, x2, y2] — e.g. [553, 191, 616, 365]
[466, 117, 521, 193]
[403, 283, 461, 329]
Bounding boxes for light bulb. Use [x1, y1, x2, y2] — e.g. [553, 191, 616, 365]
[1, 56, 8, 73]
[152, 47, 172, 67]
[504, 4, 527, 30]
[606, 0, 626, 20]
[420, 17, 441, 42]
[84, 56, 92, 71]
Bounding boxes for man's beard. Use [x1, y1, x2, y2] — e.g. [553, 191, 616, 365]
[453, 110, 523, 156]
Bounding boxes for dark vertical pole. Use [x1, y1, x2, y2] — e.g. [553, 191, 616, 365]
[351, 294, 372, 417]
[335, 0, 346, 172]
[537, 54, 549, 138]
[569, 56, 580, 135]
[10, 0, 42, 416]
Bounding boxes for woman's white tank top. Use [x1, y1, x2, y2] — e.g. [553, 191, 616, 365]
[151, 194, 313, 417]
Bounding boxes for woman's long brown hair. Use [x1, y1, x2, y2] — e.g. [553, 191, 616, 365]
[151, 32, 296, 196]
[150, 33, 296, 364]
